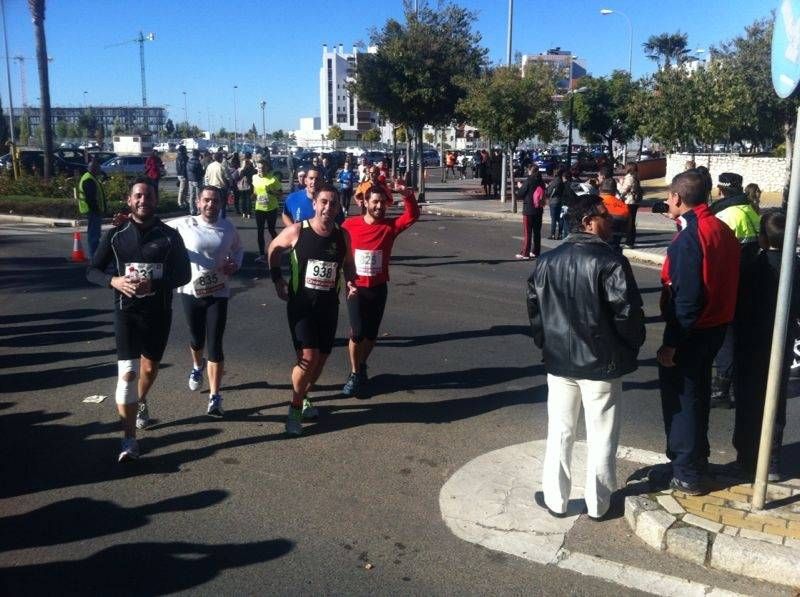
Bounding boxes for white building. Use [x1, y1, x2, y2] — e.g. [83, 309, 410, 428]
[294, 44, 382, 145]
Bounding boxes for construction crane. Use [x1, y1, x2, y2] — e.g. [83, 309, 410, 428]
[104, 31, 155, 108]
[0, 54, 52, 109]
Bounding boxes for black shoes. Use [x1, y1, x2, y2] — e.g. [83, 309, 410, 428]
[534, 491, 570, 518]
[669, 477, 707, 496]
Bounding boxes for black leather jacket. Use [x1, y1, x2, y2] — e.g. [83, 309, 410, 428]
[527, 233, 645, 380]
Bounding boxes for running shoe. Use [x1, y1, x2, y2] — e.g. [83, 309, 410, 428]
[529, 253, 538, 258]
[207, 394, 224, 417]
[342, 371, 361, 397]
[254, 255, 266, 263]
[135, 402, 150, 429]
[514, 254, 529, 260]
[118, 438, 140, 462]
[286, 406, 303, 436]
[188, 359, 206, 391]
[301, 397, 319, 420]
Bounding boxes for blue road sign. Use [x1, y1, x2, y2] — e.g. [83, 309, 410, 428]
[773, 0, 800, 98]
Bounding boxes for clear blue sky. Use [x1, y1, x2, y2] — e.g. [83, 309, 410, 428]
[0, 0, 775, 134]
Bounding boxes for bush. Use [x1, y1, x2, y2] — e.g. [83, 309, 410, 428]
[0, 172, 75, 198]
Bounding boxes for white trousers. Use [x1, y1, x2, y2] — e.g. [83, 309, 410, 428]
[541, 374, 622, 518]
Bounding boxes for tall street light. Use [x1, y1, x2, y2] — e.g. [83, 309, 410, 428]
[600, 9, 632, 75]
[233, 85, 239, 148]
[83, 90, 87, 107]
[501, 0, 513, 207]
[182, 91, 188, 125]
[260, 100, 266, 146]
[566, 86, 589, 171]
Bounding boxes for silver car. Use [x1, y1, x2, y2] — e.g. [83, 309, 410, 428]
[101, 155, 147, 177]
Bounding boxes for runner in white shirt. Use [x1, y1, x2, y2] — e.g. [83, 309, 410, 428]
[169, 186, 243, 416]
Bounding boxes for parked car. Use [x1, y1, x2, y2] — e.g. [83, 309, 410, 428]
[422, 149, 440, 167]
[86, 150, 117, 165]
[533, 153, 561, 175]
[0, 149, 86, 177]
[271, 155, 292, 182]
[101, 155, 147, 177]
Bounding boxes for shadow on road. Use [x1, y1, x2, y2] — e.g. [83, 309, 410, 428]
[0, 308, 111, 325]
[0, 538, 293, 595]
[0, 257, 93, 294]
[0, 490, 228, 551]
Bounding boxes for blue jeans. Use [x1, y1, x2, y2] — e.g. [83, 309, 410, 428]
[549, 202, 562, 238]
[87, 211, 102, 258]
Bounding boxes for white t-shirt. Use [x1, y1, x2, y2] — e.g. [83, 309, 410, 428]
[168, 215, 243, 298]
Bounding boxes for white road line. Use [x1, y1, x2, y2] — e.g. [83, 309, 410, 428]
[440, 441, 749, 597]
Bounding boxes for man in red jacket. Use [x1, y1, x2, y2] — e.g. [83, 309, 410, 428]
[341, 180, 420, 397]
[655, 170, 740, 495]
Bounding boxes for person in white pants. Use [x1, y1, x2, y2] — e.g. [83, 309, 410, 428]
[527, 194, 645, 520]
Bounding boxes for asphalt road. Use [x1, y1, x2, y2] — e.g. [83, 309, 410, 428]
[0, 212, 796, 596]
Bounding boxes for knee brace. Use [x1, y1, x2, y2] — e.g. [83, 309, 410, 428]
[115, 359, 140, 405]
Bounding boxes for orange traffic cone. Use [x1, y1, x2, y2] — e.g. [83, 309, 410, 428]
[71, 231, 87, 263]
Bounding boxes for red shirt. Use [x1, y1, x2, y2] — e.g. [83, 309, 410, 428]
[342, 193, 420, 287]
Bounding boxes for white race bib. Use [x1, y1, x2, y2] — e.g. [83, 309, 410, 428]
[125, 262, 163, 298]
[354, 249, 383, 277]
[304, 259, 337, 291]
[193, 268, 226, 298]
[255, 195, 269, 208]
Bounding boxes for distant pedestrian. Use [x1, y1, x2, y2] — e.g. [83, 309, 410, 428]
[144, 150, 164, 195]
[186, 149, 204, 216]
[619, 163, 642, 248]
[77, 157, 107, 257]
[528, 193, 645, 519]
[237, 152, 256, 219]
[745, 183, 762, 213]
[175, 145, 189, 210]
[490, 149, 502, 197]
[598, 178, 629, 253]
[515, 164, 545, 259]
[546, 167, 567, 240]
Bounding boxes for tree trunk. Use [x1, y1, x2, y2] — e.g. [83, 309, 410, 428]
[391, 127, 397, 180]
[30, 0, 53, 179]
[417, 126, 426, 203]
[405, 135, 411, 186]
[636, 137, 644, 162]
[440, 128, 446, 183]
[783, 120, 794, 211]
[509, 144, 517, 214]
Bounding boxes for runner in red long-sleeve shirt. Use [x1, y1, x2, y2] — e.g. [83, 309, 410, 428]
[341, 180, 420, 397]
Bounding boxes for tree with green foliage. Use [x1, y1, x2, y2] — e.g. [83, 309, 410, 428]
[396, 126, 407, 143]
[112, 117, 125, 135]
[217, 127, 228, 139]
[642, 32, 689, 69]
[461, 63, 558, 150]
[424, 132, 434, 144]
[77, 108, 98, 139]
[361, 128, 381, 143]
[567, 70, 637, 157]
[272, 129, 285, 141]
[164, 118, 175, 136]
[54, 119, 67, 139]
[247, 123, 258, 140]
[352, 0, 486, 198]
[327, 124, 344, 143]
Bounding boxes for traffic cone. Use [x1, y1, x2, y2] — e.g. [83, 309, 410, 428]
[71, 231, 87, 263]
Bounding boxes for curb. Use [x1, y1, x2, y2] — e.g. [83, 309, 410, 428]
[625, 494, 800, 588]
[421, 203, 668, 267]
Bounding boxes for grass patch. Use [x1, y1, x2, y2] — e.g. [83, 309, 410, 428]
[0, 194, 180, 219]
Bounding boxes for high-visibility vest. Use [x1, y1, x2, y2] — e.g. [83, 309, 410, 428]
[77, 171, 106, 215]
[252, 173, 281, 212]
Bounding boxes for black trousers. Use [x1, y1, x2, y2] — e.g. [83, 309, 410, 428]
[255, 210, 278, 256]
[658, 325, 726, 484]
[625, 205, 639, 246]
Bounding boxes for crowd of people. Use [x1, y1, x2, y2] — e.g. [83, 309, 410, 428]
[526, 163, 792, 520]
[86, 160, 419, 460]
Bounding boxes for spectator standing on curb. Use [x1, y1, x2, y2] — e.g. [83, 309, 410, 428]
[252, 159, 282, 263]
[175, 146, 189, 210]
[619, 163, 642, 248]
[77, 157, 107, 258]
[732, 212, 800, 481]
[598, 178, 629, 253]
[204, 151, 232, 219]
[186, 149, 204, 216]
[515, 164, 545, 259]
[654, 170, 740, 495]
[527, 194, 645, 519]
[708, 172, 761, 410]
[490, 149, 502, 198]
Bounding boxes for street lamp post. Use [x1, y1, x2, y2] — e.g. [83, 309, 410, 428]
[260, 100, 266, 146]
[233, 85, 239, 149]
[600, 9, 632, 75]
[501, 0, 513, 207]
[566, 86, 589, 172]
[182, 91, 188, 125]
[83, 90, 87, 107]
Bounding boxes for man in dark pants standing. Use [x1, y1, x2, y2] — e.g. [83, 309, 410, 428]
[655, 170, 740, 495]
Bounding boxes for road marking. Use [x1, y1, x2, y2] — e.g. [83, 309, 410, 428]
[439, 441, 747, 597]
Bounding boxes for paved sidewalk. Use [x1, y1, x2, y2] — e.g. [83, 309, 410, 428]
[418, 178, 672, 266]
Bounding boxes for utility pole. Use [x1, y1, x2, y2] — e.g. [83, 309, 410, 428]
[260, 100, 266, 146]
[501, 0, 513, 207]
[0, 0, 17, 177]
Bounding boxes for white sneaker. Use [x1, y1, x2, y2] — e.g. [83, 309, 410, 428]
[207, 394, 224, 417]
[188, 359, 206, 391]
[135, 402, 150, 429]
[118, 438, 140, 462]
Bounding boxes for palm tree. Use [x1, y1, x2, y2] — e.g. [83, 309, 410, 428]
[642, 32, 690, 70]
[29, 0, 54, 178]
